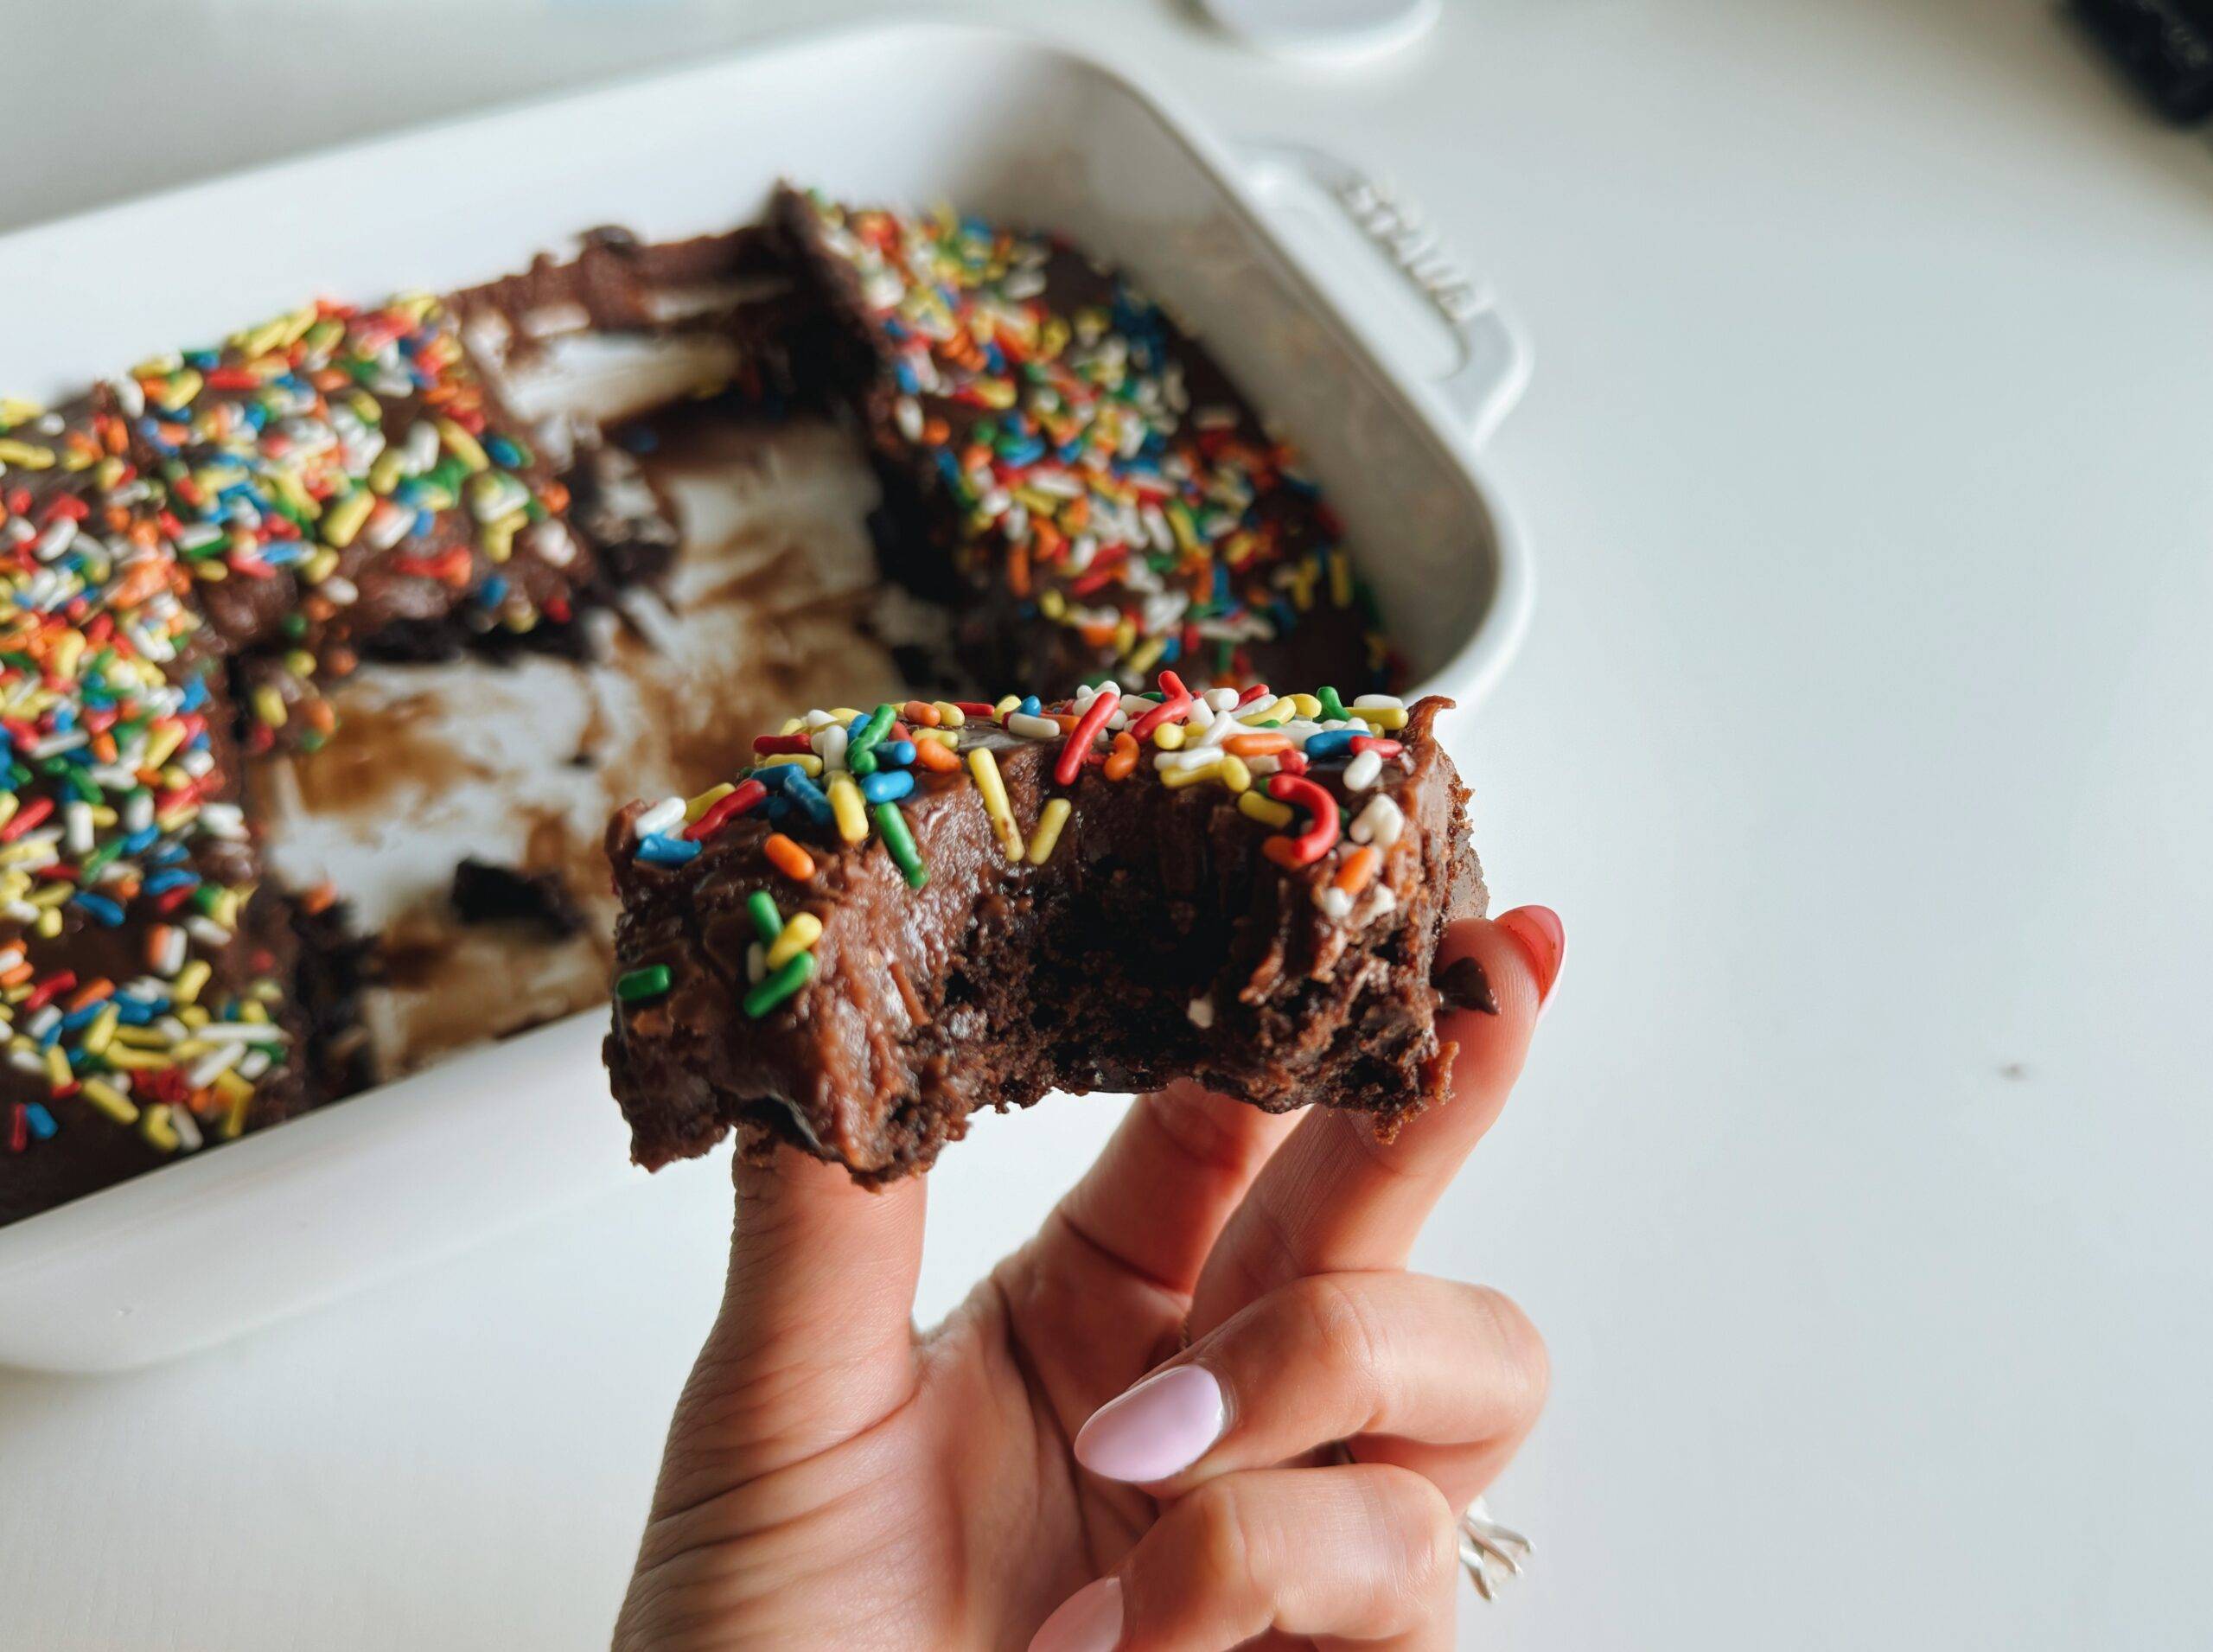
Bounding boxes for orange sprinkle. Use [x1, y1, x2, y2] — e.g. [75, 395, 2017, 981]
[1332, 845, 1381, 896]
[912, 735, 961, 773]
[902, 699, 941, 727]
[1103, 731, 1139, 781]
[66, 978, 115, 1013]
[1006, 539, 1030, 599]
[763, 833, 817, 882]
[1225, 733, 1291, 757]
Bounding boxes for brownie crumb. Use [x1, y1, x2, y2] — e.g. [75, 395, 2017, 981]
[451, 858, 585, 939]
[1433, 954, 1498, 1016]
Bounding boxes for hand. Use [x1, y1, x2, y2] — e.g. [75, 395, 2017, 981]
[613, 909, 1562, 1652]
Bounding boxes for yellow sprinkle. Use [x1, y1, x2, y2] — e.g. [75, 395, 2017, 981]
[1026, 798, 1072, 865]
[1239, 792, 1294, 829]
[778, 717, 806, 736]
[1329, 550, 1354, 609]
[303, 548, 341, 585]
[686, 782, 735, 822]
[436, 418, 489, 472]
[0, 796, 18, 831]
[1126, 635, 1167, 679]
[1163, 761, 1225, 790]
[934, 702, 966, 729]
[826, 706, 864, 722]
[967, 747, 1025, 861]
[913, 727, 959, 748]
[1152, 723, 1186, 750]
[0, 439, 57, 469]
[142, 1105, 180, 1154]
[1038, 590, 1067, 621]
[827, 775, 868, 845]
[0, 397, 44, 424]
[1219, 755, 1253, 794]
[175, 960, 211, 1005]
[1288, 693, 1323, 718]
[83, 1004, 120, 1058]
[1349, 705, 1409, 731]
[758, 753, 824, 776]
[43, 1044, 71, 1088]
[81, 1080, 139, 1126]
[369, 449, 406, 494]
[765, 912, 823, 971]
[322, 491, 376, 551]
[218, 1073, 254, 1136]
[993, 695, 1022, 718]
[1237, 696, 1288, 725]
[34, 908, 61, 940]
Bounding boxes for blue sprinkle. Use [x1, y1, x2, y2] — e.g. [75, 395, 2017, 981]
[23, 1103, 56, 1141]
[120, 827, 159, 855]
[636, 833, 701, 867]
[1160, 636, 1183, 665]
[782, 773, 834, 827]
[860, 770, 914, 805]
[143, 869, 197, 896]
[70, 892, 127, 927]
[880, 740, 915, 768]
[114, 998, 157, 1026]
[1017, 696, 1043, 717]
[485, 436, 524, 468]
[1303, 730, 1358, 759]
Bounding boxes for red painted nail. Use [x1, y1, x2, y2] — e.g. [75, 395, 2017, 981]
[1494, 906, 1565, 1006]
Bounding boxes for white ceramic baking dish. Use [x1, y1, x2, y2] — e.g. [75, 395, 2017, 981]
[0, 19, 1531, 1371]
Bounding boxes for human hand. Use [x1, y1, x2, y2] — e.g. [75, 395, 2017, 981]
[613, 908, 1562, 1651]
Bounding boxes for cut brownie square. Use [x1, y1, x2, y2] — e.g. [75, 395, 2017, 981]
[603, 679, 1476, 1182]
[0, 394, 316, 1227]
[122, 296, 592, 751]
[775, 187, 1395, 700]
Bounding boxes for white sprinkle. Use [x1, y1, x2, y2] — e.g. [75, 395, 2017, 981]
[1317, 886, 1354, 921]
[1354, 694, 1406, 710]
[746, 941, 766, 985]
[186, 1043, 243, 1090]
[634, 796, 686, 839]
[188, 1022, 292, 1045]
[813, 724, 849, 771]
[185, 917, 233, 949]
[1202, 687, 1241, 712]
[170, 1108, 205, 1152]
[1350, 794, 1405, 849]
[1342, 749, 1385, 792]
[1187, 994, 1215, 1029]
[524, 519, 577, 569]
[1005, 712, 1062, 741]
[64, 801, 94, 856]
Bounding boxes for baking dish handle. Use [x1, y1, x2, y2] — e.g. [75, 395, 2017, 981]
[1233, 140, 1529, 448]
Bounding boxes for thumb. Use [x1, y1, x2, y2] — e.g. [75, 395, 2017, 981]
[650, 1146, 927, 1513]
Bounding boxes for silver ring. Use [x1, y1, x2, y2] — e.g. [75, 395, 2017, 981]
[1457, 1497, 1532, 1600]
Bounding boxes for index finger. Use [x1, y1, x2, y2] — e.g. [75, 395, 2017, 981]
[1185, 909, 1559, 1340]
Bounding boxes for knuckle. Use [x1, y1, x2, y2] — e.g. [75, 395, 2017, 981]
[1289, 1273, 1392, 1399]
[1177, 1476, 1258, 1590]
[1464, 1283, 1551, 1427]
[1365, 1464, 1461, 1598]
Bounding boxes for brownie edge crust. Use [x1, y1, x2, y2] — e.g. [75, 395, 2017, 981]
[603, 686, 1483, 1183]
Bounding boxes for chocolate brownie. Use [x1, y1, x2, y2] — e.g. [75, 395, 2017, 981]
[603, 679, 1476, 1181]
[124, 295, 593, 753]
[776, 187, 1397, 699]
[0, 395, 316, 1227]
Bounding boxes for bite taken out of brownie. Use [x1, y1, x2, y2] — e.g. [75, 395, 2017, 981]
[603, 678, 1482, 1183]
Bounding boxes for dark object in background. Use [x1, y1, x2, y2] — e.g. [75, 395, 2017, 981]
[2071, 0, 2213, 123]
[451, 859, 587, 940]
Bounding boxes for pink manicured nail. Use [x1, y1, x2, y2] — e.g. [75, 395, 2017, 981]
[1028, 1577, 1123, 1652]
[1495, 905, 1565, 1007]
[1075, 1363, 1227, 1483]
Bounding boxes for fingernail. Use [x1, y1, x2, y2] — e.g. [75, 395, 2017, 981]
[1029, 1577, 1123, 1652]
[1495, 906, 1565, 1007]
[1075, 1363, 1226, 1483]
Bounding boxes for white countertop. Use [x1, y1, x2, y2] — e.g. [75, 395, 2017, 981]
[4, 2, 2210, 1646]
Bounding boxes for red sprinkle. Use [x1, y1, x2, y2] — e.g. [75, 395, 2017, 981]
[751, 732, 813, 756]
[0, 797, 53, 843]
[1128, 669, 1196, 740]
[1055, 686, 1120, 787]
[1349, 736, 1403, 758]
[684, 779, 767, 841]
[1262, 774, 1340, 868]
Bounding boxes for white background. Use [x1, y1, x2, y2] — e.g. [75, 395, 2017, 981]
[4, 1, 2211, 1647]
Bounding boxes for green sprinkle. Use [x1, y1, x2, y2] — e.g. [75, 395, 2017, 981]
[875, 801, 928, 890]
[743, 951, 816, 1018]
[746, 890, 783, 946]
[616, 965, 672, 1001]
[1317, 686, 1347, 722]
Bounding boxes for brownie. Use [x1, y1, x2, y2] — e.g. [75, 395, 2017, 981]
[123, 295, 593, 753]
[603, 680, 1476, 1181]
[0, 395, 316, 1228]
[775, 187, 1397, 700]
